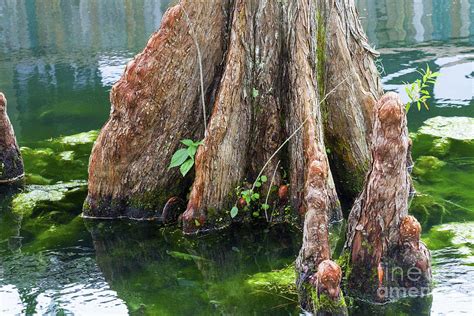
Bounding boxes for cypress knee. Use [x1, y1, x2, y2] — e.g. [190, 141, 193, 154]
[344, 92, 431, 301]
[0, 93, 24, 185]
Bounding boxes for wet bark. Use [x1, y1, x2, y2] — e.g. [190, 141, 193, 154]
[0, 93, 24, 185]
[344, 93, 431, 301]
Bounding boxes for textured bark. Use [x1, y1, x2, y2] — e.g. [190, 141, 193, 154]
[84, 0, 231, 219]
[183, 0, 284, 232]
[0, 93, 24, 185]
[318, 0, 383, 202]
[290, 2, 345, 314]
[284, 0, 342, 223]
[344, 92, 431, 300]
[78, 0, 426, 310]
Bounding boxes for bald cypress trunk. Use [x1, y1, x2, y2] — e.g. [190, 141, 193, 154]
[83, 0, 430, 311]
[85, 0, 382, 227]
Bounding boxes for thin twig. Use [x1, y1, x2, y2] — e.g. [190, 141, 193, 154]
[265, 160, 281, 222]
[251, 78, 349, 191]
[181, 6, 207, 134]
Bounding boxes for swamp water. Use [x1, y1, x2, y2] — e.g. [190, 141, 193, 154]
[0, 0, 473, 315]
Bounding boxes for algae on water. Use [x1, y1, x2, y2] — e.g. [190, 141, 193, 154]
[423, 222, 474, 252]
[21, 130, 99, 184]
[410, 117, 474, 229]
[419, 116, 474, 140]
[11, 181, 87, 216]
[55, 130, 99, 146]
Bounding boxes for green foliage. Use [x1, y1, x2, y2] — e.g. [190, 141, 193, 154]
[252, 88, 259, 98]
[405, 64, 440, 112]
[231, 175, 268, 218]
[230, 206, 239, 218]
[312, 291, 347, 314]
[169, 139, 203, 177]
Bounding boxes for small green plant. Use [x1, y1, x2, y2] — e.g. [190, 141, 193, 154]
[229, 80, 348, 220]
[230, 175, 268, 218]
[169, 139, 203, 176]
[405, 64, 440, 112]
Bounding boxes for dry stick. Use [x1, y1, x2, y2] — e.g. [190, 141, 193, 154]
[250, 78, 349, 192]
[265, 160, 281, 222]
[182, 6, 207, 134]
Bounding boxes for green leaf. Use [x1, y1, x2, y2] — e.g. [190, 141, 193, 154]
[180, 159, 194, 176]
[255, 181, 262, 188]
[252, 88, 259, 98]
[252, 211, 259, 217]
[252, 193, 260, 200]
[417, 101, 421, 111]
[405, 102, 411, 112]
[260, 175, 268, 183]
[261, 203, 270, 211]
[194, 219, 201, 227]
[242, 190, 251, 198]
[187, 145, 197, 157]
[181, 139, 195, 146]
[230, 206, 238, 218]
[169, 148, 189, 169]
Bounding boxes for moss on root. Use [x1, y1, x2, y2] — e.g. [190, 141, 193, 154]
[128, 190, 172, 212]
[336, 251, 352, 288]
[316, 11, 327, 111]
[312, 290, 347, 314]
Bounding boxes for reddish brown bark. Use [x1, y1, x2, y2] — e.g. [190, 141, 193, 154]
[0, 93, 24, 185]
[345, 93, 431, 300]
[183, 0, 284, 232]
[84, 0, 231, 219]
[284, 0, 341, 223]
[318, 0, 383, 202]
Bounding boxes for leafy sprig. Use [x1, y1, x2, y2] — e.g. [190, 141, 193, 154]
[404, 64, 440, 112]
[169, 139, 203, 176]
[230, 175, 268, 218]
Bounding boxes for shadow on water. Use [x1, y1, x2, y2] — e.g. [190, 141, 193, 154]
[85, 221, 302, 315]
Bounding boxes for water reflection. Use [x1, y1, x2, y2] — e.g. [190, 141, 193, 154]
[380, 45, 474, 130]
[356, 0, 474, 131]
[356, 0, 473, 47]
[0, 247, 129, 315]
[0, 0, 170, 143]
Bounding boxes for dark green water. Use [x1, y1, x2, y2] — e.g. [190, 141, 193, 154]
[0, 0, 473, 315]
